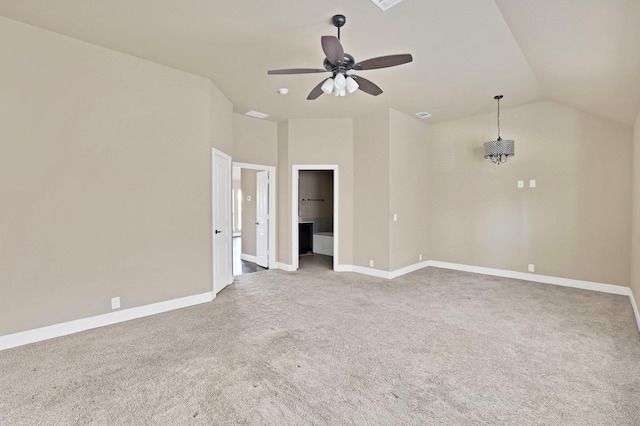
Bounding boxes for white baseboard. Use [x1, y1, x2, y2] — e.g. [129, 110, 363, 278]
[428, 260, 630, 296]
[351, 265, 391, 279]
[337, 261, 429, 279]
[6, 260, 637, 351]
[329, 259, 639, 331]
[630, 289, 640, 333]
[241, 253, 258, 263]
[334, 264, 353, 273]
[389, 261, 430, 279]
[0, 291, 214, 351]
[277, 263, 296, 272]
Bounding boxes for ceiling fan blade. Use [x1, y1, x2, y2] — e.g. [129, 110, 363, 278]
[307, 79, 326, 100]
[352, 75, 383, 96]
[353, 54, 413, 71]
[268, 68, 328, 75]
[321, 35, 344, 65]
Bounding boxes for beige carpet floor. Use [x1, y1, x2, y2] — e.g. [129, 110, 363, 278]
[1, 262, 639, 425]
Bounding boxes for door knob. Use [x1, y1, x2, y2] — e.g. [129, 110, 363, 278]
[215, 230, 222, 234]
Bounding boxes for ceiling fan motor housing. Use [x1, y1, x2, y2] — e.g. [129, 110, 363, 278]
[323, 53, 355, 76]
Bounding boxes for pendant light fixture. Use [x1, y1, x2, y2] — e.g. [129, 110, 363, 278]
[484, 95, 515, 165]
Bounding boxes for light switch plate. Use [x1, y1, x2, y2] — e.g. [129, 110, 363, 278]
[529, 180, 536, 188]
[517, 180, 524, 189]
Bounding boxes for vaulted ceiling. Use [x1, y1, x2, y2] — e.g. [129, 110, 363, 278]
[1, 0, 639, 125]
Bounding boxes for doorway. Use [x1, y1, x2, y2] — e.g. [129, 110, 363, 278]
[292, 165, 339, 271]
[232, 162, 277, 276]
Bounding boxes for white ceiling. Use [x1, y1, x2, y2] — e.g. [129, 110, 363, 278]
[0, 0, 639, 125]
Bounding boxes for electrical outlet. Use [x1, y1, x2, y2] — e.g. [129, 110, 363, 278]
[111, 297, 120, 309]
[529, 180, 536, 188]
[528, 264, 535, 272]
[369, 260, 374, 268]
[419, 254, 423, 261]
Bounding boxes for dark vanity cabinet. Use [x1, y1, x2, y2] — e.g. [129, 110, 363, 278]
[299, 222, 313, 254]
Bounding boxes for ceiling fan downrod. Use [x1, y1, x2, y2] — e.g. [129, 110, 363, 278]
[332, 14, 346, 40]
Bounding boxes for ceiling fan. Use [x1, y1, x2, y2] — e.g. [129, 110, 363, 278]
[267, 15, 413, 100]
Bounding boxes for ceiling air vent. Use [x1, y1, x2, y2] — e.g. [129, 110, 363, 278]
[245, 110, 269, 119]
[370, 0, 404, 11]
[415, 112, 432, 119]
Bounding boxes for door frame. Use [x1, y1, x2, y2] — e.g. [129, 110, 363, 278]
[232, 161, 277, 270]
[292, 165, 339, 271]
[212, 148, 233, 294]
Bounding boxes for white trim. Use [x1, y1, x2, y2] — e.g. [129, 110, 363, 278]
[232, 162, 277, 270]
[428, 260, 630, 295]
[333, 259, 640, 331]
[213, 148, 234, 294]
[241, 253, 258, 263]
[292, 165, 339, 271]
[345, 261, 429, 280]
[233, 232, 241, 237]
[389, 261, 431, 279]
[0, 292, 214, 351]
[351, 265, 391, 279]
[334, 264, 353, 273]
[277, 262, 296, 272]
[629, 289, 640, 333]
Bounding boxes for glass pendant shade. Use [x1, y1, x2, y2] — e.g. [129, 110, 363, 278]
[321, 78, 334, 94]
[345, 76, 359, 93]
[334, 73, 347, 89]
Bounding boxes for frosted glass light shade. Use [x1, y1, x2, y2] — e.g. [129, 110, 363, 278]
[345, 76, 359, 93]
[334, 73, 346, 89]
[321, 78, 334, 94]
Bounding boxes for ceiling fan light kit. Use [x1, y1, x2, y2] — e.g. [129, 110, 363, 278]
[484, 95, 515, 165]
[267, 14, 413, 100]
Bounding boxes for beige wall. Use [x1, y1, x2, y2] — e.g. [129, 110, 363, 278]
[389, 109, 430, 271]
[299, 171, 334, 219]
[0, 17, 216, 335]
[209, 82, 233, 155]
[428, 101, 632, 286]
[278, 119, 354, 266]
[631, 110, 640, 308]
[353, 110, 391, 270]
[241, 169, 258, 256]
[232, 169, 241, 234]
[233, 113, 278, 166]
[277, 121, 290, 264]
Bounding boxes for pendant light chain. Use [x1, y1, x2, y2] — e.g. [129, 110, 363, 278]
[497, 96, 501, 140]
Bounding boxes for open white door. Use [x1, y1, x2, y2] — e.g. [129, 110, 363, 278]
[213, 150, 233, 293]
[256, 170, 269, 268]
